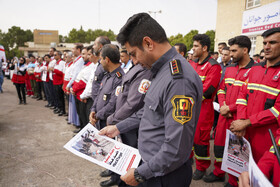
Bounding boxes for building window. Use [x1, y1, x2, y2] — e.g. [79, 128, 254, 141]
[249, 36, 256, 57]
[246, 0, 261, 9]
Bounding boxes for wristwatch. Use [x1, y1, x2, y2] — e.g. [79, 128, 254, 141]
[134, 169, 145, 183]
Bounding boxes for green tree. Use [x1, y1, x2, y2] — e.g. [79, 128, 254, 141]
[169, 33, 184, 46]
[183, 30, 199, 52]
[0, 26, 33, 59]
[204, 30, 215, 52]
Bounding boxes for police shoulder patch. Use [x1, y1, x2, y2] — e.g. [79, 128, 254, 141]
[115, 86, 122, 96]
[169, 59, 183, 79]
[138, 79, 151, 94]
[171, 95, 194, 125]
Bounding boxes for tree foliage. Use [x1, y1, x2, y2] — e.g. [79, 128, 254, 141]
[169, 29, 215, 52]
[63, 27, 116, 43]
[0, 26, 33, 59]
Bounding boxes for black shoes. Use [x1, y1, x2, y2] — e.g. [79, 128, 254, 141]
[100, 169, 112, 177]
[36, 97, 42, 101]
[58, 111, 66, 116]
[19, 100, 23, 105]
[73, 128, 81, 133]
[45, 104, 52, 108]
[192, 169, 205, 180]
[100, 179, 118, 187]
[203, 172, 225, 183]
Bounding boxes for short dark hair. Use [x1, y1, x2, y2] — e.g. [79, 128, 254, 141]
[262, 28, 280, 38]
[228, 35, 251, 53]
[253, 54, 260, 57]
[116, 13, 168, 49]
[174, 43, 187, 57]
[44, 54, 51, 59]
[50, 47, 56, 51]
[260, 49, 264, 54]
[75, 43, 84, 53]
[223, 46, 230, 51]
[101, 44, 120, 64]
[87, 45, 93, 51]
[218, 42, 227, 47]
[193, 34, 211, 52]
[213, 51, 219, 55]
[29, 54, 35, 58]
[98, 36, 111, 46]
[209, 51, 214, 56]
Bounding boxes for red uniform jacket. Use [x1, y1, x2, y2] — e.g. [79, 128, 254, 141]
[53, 59, 65, 85]
[189, 55, 221, 127]
[236, 61, 280, 162]
[72, 62, 91, 101]
[218, 59, 255, 122]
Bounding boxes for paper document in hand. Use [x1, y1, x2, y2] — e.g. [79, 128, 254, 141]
[248, 152, 273, 187]
[64, 123, 141, 175]
[221, 130, 250, 177]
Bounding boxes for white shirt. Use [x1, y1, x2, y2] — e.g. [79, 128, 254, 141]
[80, 62, 98, 100]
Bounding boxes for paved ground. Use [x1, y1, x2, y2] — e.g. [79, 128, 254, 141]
[0, 78, 226, 187]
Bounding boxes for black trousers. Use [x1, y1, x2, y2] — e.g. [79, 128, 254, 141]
[14, 83, 26, 102]
[75, 97, 87, 129]
[137, 159, 192, 187]
[54, 84, 65, 112]
[36, 81, 44, 99]
[85, 98, 93, 122]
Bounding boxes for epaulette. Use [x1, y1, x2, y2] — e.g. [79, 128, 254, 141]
[116, 71, 122, 78]
[169, 59, 183, 79]
[208, 58, 219, 66]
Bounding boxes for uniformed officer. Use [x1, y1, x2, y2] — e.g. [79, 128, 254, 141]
[90, 36, 111, 103]
[89, 44, 124, 130]
[100, 63, 152, 187]
[99, 12, 202, 187]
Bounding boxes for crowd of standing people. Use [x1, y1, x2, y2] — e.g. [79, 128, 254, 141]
[1, 13, 280, 187]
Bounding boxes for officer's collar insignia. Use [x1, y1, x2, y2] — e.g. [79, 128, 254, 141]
[169, 59, 182, 78]
[138, 79, 151, 94]
[116, 72, 122, 78]
[171, 95, 194, 125]
[273, 71, 280, 81]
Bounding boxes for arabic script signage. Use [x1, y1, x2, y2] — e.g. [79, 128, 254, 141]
[242, 1, 280, 35]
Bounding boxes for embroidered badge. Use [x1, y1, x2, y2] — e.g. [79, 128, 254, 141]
[171, 95, 194, 125]
[115, 86, 122, 96]
[138, 79, 151, 94]
[169, 60, 182, 75]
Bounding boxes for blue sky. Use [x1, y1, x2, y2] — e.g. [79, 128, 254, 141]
[0, 0, 217, 37]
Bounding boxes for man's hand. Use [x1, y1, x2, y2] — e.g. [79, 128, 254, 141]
[220, 101, 230, 117]
[66, 87, 70, 92]
[99, 125, 120, 138]
[230, 119, 251, 132]
[233, 129, 246, 138]
[238, 171, 250, 187]
[120, 168, 139, 186]
[70, 88, 75, 96]
[89, 112, 96, 126]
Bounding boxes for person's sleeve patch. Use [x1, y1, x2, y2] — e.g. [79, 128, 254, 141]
[171, 95, 194, 125]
